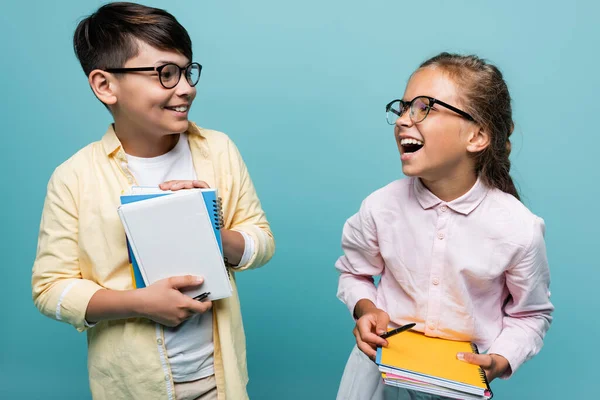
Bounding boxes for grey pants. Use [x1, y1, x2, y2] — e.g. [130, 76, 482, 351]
[336, 346, 449, 400]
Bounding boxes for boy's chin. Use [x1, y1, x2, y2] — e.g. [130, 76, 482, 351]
[163, 120, 190, 134]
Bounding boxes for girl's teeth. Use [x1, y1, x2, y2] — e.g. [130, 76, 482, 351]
[173, 106, 187, 112]
[400, 138, 423, 146]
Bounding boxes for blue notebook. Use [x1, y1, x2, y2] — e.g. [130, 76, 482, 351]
[120, 186, 224, 289]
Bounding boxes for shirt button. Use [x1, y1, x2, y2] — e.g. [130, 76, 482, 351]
[164, 374, 170, 381]
[127, 176, 134, 184]
[428, 322, 436, 330]
[432, 278, 440, 285]
[440, 205, 448, 212]
[437, 232, 445, 240]
[157, 338, 163, 345]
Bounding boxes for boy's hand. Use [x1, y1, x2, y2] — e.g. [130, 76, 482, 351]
[136, 275, 212, 327]
[457, 352, 510, 382]
[159, 180, 210, 191]
[353, 299, 390, 360]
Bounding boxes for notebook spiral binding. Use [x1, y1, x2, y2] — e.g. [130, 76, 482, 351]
[470, 343, 493, 398]
[212, 197, 225, 230]
[212, 197, 232, 273]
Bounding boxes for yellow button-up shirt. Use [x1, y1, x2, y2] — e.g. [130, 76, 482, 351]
[32, 123, 275, 400]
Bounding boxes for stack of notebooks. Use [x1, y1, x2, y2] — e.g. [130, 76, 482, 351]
[376, 330, 493, 399]
[118, 186, 232, 301]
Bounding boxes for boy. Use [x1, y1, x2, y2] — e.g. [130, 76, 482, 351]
[31, 3, 275, 399]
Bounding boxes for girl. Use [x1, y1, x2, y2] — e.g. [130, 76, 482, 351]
[335, 53, 553, 400]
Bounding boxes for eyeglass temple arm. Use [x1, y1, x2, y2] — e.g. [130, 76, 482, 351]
[104, 67, 156, 72]
[432, 99, 474, 121]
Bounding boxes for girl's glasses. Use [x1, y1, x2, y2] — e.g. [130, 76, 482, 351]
[386, 96, 474, 125]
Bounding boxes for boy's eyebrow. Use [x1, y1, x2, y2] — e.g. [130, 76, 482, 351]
[154, 59, 189, 67]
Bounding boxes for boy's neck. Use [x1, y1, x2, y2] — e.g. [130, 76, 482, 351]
[114, 123, 181, 158]
[420, 170, 478, 203]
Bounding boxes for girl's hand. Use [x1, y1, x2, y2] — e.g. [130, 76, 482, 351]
[353, 299, 391, 360]
[135, 275, 212, 327]
[457, 352, 510, 382]
[159, 180, 210, 191]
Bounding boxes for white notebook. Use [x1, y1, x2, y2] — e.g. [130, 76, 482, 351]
[117, 190, 232, 300]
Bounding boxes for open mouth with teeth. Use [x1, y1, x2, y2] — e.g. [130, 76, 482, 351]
[165, 106, 189, 113]
[400, 138, 424, 153]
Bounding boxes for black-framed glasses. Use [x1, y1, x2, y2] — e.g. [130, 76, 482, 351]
[385, 96, 474, 125]
[104, 62, 202, 89]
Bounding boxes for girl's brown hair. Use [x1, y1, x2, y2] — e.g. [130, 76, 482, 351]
[419, 52, 520, 200]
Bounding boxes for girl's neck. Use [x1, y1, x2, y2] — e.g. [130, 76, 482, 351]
[420, 170, 478, 202]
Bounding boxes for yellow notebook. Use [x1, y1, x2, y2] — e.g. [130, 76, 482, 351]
[376, 330, 492, 399]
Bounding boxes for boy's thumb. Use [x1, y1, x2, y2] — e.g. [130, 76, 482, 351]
[169, 275, 203, 289]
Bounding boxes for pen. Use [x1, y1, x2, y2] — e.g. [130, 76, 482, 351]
[193, 292, 210, 302]
[379, 323, 416, 339]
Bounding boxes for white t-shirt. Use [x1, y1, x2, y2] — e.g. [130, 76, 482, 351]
[125, 133, 252, 382]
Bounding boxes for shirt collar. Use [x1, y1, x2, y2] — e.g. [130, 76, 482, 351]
[413, 176, 489, 215]
[100, 122, 205, 157]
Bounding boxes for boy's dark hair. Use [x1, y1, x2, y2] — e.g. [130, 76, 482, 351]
[73, 2, 192, 76]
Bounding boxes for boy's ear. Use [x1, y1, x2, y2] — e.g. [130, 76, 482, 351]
[88, 70, 117, 106]
[466, 125, 490, 154]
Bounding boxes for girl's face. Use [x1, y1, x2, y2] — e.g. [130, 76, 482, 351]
[394, 67, 478, 183]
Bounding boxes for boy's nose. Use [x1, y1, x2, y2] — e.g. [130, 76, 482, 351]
[174, 76, 196, 98]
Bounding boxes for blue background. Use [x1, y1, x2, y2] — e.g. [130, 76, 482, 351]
[1, 1, 598, 398]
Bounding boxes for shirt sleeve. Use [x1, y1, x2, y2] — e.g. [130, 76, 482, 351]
[31, 167, 103, 332]
[335, 199, 385, 318]
[487, 217, 554, 378]
[225, 138, 275, 271]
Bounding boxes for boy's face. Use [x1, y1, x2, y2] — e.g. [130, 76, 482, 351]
[111, 40, 197, 138]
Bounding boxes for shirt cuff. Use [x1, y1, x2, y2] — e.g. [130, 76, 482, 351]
[486, 335, 528, 379]
[55, 279, 103, 332]
[233, 231, 255, 268]
[84, 319, 97, 328]
[337, 272, 378, 320]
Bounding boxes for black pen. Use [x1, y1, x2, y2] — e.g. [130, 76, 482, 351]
[193, 292, 210, 302]
[379, 323, 416, 339]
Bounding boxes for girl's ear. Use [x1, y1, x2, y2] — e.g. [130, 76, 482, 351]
[466, 126, 490, 153]
[88, 69, 118, 106]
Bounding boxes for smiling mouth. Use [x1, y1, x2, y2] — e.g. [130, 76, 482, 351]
[164, 105, 189, 112]
[400, 138, 424, 153]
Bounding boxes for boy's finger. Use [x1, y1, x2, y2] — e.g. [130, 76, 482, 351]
[188, 300, 213, 314]
[192, 180, 210, 188]
[168, 275, 203, 289]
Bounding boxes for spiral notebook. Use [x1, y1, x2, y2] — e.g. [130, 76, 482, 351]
[118, 187, 231, 301]
[376, 330, 493, 400]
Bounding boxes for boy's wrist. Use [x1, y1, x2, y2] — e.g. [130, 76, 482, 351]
[127, 288, 147, 319]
